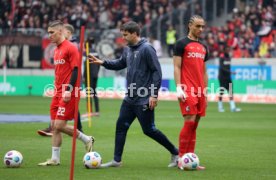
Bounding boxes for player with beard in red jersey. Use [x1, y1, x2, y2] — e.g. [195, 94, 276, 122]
[38, 20, 94, 166]
[173, 15, 208, 170]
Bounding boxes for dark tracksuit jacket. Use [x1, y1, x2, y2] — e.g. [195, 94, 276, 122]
[102, 38, 162, 105]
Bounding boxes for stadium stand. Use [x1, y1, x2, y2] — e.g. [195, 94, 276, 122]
[0, 0, 275, 58]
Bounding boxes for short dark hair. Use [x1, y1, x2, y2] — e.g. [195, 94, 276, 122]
[120, 21, 140, 36]
[48, 20, 63, 28]
[64, 24, 74, 33]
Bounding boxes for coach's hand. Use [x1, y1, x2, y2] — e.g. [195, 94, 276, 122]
[176, 86, 186, 102]
[63, 91, 71, 102]
[149, 97, 158, 110]
[87, 54, 103, 65]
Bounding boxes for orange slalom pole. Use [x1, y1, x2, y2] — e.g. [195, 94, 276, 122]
[70, 25, 85, 180]
[85, 42, 92, 127]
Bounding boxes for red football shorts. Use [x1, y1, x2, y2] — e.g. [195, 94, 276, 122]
[179, 92, 207, 117]
[50, 96, 76, 120]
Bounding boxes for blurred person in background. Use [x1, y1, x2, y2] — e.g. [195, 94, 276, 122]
[83, 37, 100, 116]
[149, 35, 163, 58]
[218, 43, 241, 112]
[166, 25, 177, 57]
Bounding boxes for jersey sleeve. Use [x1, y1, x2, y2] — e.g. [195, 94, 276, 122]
[173, 39, 185, 57]
[102, 48, 127, 70]
[203, 44, 209, 62]
[144, 45, 162, 97]
[68, 45, 79, 69]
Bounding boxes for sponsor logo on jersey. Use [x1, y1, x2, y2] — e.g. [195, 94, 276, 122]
[187, 52, 205, 59]
[186, 106, 190, 112]
[54, 59, 65, 65]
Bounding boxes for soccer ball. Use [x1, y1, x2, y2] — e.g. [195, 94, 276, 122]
[3, 150, 23, 168]
[178, 153, 199, 170]
[83, 151, 102, 169]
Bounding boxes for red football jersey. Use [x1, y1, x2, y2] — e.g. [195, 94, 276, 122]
[53, 40, 80, 97]
[174, 37, 208, 94]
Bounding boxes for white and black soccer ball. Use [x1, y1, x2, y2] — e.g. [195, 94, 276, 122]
[178, 153, 199, 170]
[3, 150, 23, 168]
[83, 151, 102, 169]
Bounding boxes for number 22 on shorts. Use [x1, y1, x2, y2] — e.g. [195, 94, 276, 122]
[57, 107, 65, 116]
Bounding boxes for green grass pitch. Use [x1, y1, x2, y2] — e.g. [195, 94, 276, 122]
[0, 96, 275, 180]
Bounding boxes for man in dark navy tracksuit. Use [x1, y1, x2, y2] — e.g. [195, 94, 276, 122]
[88, 21, 179, 168]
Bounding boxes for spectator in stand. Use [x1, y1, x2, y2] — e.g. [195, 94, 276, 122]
[269, 33, 276, 57]
[0, 0, 275, 58]
[149, 35, 163, 58]
[166, 25, 176, 57]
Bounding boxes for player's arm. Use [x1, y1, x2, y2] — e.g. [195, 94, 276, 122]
[173, 56, 181, 85]
[144, 46, 162, 110]
[67, 67, 78, 91]
[203, 45, 209, 89]
[219, 66, 232, 73]
[203, 63, 208, 90]
[173, 56, 186, 102]
[63, 67, 78, 102]
[203, 46, 209, 106]
[63, 46, 79, 102]
[87, 54, 104, 65]
[218, 57, 231, 73]
[203, 63, 208, 107]
[88, 49, 127, 70]
[173, 40, 186, 102]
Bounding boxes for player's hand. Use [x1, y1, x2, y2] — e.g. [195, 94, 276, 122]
[63, 91, 71, 102]
[149, 97, 158, 110]
[87, 54, 103, 65]
[176, 86, 186, 102]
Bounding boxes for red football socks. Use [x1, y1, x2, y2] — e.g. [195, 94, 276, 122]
[187, 121, 198, 153]
[179, 121, 196, 157]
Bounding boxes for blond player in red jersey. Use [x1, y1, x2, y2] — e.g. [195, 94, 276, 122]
[38, 20, 94, 166]
[173, 15, 208, 170]
[37, 23, 83, 136]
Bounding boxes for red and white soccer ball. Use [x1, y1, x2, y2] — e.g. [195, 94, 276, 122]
[178, 153, 199, 170]
[83, 151, 102, 169]
[3, 150, 23, 168]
